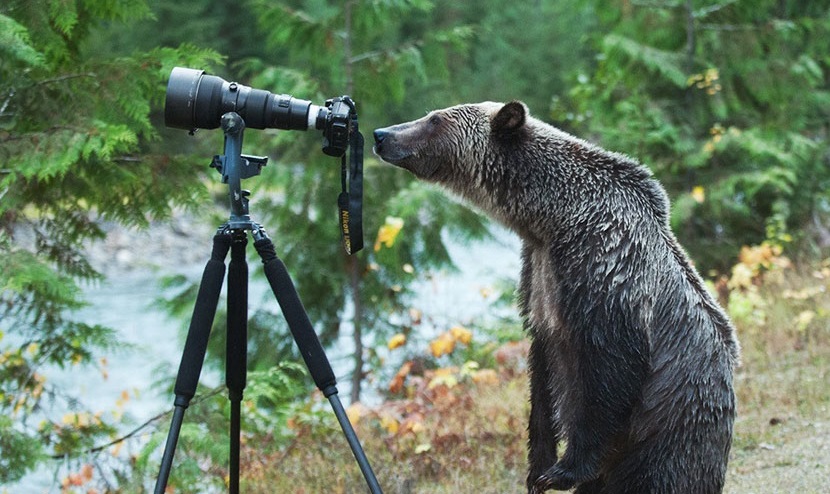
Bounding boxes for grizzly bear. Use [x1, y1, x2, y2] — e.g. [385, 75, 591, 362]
[373, 101, 740, 494]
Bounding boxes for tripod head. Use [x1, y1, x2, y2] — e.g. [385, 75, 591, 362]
[164, 67, 364, 253]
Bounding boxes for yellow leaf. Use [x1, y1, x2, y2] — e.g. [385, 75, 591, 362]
[387, 333, 407, 350]
[389, 361, 413, 394]
[380, 415, 399, 435]
[703, 141, 715, 153]
[472, 368, 499, 385]
[428, 368, 459, 389]
[727, 263, 754, 290]
[116, 389, 130, 408]
[414, 443, 431, 454]
[62, 412, 90, 427]
[794, 310, 815, 331]
[461, 361, 480, 374]
[81, 464, 94, 481]
[346, 402, 366, 426]
[111, 441, 123, 457]
[432, 367, 456, 378]
[691, 186, 705, 204]
[450, 325, 472, 345]
[429, 333, 456, 357]
[374, 216, 405, 251]
[686, 73, 704, 87]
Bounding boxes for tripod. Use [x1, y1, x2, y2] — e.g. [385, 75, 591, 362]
[154, 112, 382, 494]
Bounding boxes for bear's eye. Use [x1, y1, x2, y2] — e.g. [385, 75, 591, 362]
[429, 115, 442, 126]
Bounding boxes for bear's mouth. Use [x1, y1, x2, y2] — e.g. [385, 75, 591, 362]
[374, 146, 444, 181]
[372, 144, 414, 168]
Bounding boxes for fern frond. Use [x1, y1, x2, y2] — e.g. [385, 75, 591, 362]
[0, 14, 46, 67]
[603, 34, 687, 87]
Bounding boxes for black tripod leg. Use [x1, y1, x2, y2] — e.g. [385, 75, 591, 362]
[155, 232, 231, 494]
[226, 232, 248, 494]
[252, 232, 383, 494]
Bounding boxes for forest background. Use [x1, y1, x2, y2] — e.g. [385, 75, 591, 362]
[2, 0, 829, 492]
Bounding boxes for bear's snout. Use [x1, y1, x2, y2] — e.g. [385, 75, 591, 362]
[373, 121, 438, 179]
[373, 128, 390, 146]
[372, 127, 391, 157]
[372, 125, 412, 166]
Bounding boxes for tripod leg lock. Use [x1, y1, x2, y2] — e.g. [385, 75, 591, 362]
[321, 384, 338, 398]
[173, 395, 192, 409]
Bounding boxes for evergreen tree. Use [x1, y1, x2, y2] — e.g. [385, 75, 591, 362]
[559, 0, 830, 270]
[448, 0, 596, 112]
[236, 0, 489, 403]
[0, 0, 220, 482]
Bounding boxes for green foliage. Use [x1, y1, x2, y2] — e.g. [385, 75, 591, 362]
[66, 0, 496, 488]
[181, 0, 494, 406]
[0, 0, 221, 483]
[420, 0, 596, 112]
[562, 0, 830, 270]
[0, 415, 43, 483]
[12, 0, 829, 489]
[602, 33, 688, 88]
[124, 363, 313, 492]
[0, 14, 45, 68]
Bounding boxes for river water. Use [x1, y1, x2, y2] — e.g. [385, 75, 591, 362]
[10, 223, 521, 492]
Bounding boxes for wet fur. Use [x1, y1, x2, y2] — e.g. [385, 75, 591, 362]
[374, 102, 739, 493]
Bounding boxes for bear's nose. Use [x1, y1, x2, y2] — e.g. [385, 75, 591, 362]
[373, 128, 389, 145]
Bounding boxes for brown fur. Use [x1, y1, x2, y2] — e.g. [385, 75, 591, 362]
[374, 102, 739, 493]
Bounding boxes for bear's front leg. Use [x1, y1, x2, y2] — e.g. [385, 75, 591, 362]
[526, 335, 560, 493]
[531, 303, 650, 493]
[531, 449, 599, 492]
[532, 429, 605, 492]
[531, 464, 577, 492]
[532, 469, 605, 494]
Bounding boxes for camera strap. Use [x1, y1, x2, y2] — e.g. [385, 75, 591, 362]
[338, 99, 364, 255]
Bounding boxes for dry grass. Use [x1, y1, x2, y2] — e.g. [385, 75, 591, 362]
[239, 257, 830, 493]
[724, 260, 830, 494]
[240, 364, 531, 494]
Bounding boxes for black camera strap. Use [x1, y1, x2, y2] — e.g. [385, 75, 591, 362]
[338, 98, 364, 255]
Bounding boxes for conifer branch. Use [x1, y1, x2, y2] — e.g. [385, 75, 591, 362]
[47, 387, 224, 460]
[694, 0, 740, 19]
[31, 73, 96, 88]
[630, 0, 682, 9]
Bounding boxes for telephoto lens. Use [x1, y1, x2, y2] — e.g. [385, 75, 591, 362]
[164, 67, 323, 131]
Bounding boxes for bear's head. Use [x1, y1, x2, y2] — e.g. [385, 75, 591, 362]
[373, 101, 528, 185]
[374, 100, 673, 242]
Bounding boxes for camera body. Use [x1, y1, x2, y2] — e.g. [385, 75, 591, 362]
[318, 97, 352, 157]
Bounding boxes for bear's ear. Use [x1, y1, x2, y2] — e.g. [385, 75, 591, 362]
[492, 101, 527, 136]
